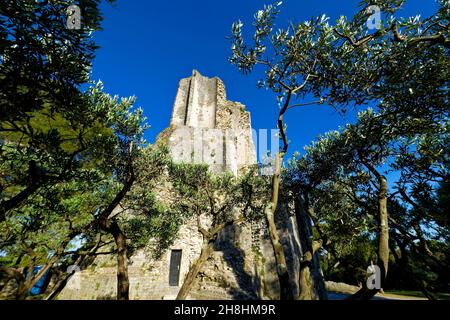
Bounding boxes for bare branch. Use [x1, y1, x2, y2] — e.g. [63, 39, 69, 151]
[287, 98, 325, 110]
[334, 29, 378, 47]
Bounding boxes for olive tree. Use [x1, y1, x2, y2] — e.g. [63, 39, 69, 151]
[229, 0, 449, 299]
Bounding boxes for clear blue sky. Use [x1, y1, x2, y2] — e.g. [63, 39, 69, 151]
[91, 0, 436, 161]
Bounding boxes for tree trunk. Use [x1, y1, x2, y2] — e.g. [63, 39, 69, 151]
[99, 217, 130, 300]
[296, 194, 328, 300]
[378, 176, 389, 285]
[298, 259, 316, 300]
[348, 175, 389, 300]
[45, 271, 75, 300]
[298, 253, 327, 300]
[110, 221, 129, 300]
[265, 153, 294, 300]
[176, 239, 213, 300]
[97, 162, 134, 300]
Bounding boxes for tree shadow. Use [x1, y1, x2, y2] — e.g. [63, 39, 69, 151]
[214, 223, 259, 300]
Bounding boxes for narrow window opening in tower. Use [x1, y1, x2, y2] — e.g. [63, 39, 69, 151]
[169, 249, 182, 286]
[184, 78, 192, 126]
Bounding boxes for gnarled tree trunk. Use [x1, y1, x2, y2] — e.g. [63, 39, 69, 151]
[378, 175, 389, 286]
[296, 193, 327, 300]
[100, 219, 129, 300]
[349, 173, 389, 300]
[112, 223, 129, 300]
[176, 239, 214, 300]
[176, 217, 244, 300]
[266, 153, 294, 300]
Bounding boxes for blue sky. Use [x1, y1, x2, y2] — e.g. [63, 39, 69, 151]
[91, 0, 437, 161]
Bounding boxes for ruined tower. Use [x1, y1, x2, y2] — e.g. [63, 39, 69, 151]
[151, 70, 263, 299]
[157, 71, 302, 300]
[58, 70, 301, 300]
[157, 69, 257, 175]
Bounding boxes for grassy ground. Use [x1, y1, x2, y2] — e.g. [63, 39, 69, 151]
[385, 290, 450, 300]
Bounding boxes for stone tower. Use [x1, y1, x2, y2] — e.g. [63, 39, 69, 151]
[153, 70, 265, 299]
[58, 71, 301, 300]
[58, 70, 301, 300]
[157, 69, 257, 175]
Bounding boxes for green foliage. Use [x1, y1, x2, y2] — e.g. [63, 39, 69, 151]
[0, 1, 179, 299]
[323, 238, 377, 286]
[232, 0, 449, 294]
[230, 0, 449, 115]
[0, 0, 115, 121]
[167, 163, 270, 240]
[121, 144, 174, 258]
[286, 107, 449, 290]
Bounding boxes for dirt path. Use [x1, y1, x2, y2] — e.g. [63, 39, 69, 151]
[325, 282, 429, 300]
[377, 293, 428, 300]
[327, 292, 428, 300]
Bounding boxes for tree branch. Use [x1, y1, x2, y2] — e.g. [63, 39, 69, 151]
[287, 98, 325, 110]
